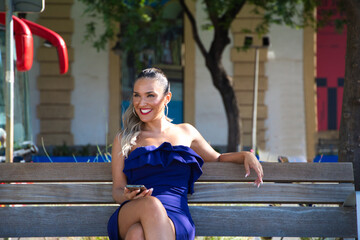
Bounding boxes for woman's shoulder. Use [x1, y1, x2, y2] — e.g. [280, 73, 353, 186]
[112, 132, 122, 145]
[174, 122, 197, 132]
[171, 123, 202, 143]
[175, 123, 202, 137]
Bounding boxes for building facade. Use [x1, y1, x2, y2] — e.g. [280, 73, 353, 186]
[26, 0, 322, 162]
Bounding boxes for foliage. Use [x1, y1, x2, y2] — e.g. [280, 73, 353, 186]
[247, 0, 346, 35]
[39, 141, 112, 162]
[249, 0, 318, 33]
[52, 142, 73, 156]
[50, 142, 109, 157]
[79, 0, 345, 53]
[79, 0, 173, 53]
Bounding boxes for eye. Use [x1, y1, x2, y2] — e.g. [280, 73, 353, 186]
[133, 93, 140, 97]
[148, 94, 155, 98]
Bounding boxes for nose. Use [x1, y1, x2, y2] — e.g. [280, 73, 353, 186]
[139, 97, 147, 107]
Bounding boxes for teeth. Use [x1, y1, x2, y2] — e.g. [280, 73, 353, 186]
[141, 109, 151, 114]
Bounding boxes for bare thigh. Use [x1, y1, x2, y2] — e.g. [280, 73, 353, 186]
[117, 196, 175, 239]
[124, 223, 144, 240]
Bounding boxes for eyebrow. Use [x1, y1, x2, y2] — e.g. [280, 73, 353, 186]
[133, 91, 155, 94]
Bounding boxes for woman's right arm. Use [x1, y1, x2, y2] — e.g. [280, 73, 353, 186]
[111, 135, 129, 204]
[111, 135, 153, 204]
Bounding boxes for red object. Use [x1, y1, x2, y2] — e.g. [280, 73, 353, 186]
[21, 19, 68, 74]
[316, 2, 346, 131]
[0, 13, 33, 71]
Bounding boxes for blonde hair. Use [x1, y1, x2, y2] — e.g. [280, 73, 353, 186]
[120, 68, 172, 157]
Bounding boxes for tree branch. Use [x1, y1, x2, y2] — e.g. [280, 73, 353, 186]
[203, 0, 219, 29]
[220, 0, 247, 30]
[179, 0, 208, 58]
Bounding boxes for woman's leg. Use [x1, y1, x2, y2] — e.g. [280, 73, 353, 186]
[118, 196, 175, 240]
[124, 223, 144, 240]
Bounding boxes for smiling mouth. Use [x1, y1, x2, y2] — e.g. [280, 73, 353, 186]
[140, 109, 152, 115]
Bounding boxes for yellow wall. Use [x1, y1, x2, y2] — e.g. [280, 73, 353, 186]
[36, 0, 74, 145]
[231, 4, 268, 149]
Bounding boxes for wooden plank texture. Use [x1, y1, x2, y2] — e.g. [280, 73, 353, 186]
[0, 206, 356, 237]
[190, 183, 354, 204]
[0, 162, 356, 238]
[191, 206, 357, 237]
[0, 183, 354, 204]
[0, 183, 113, 204]
[0, 162, 354, 183]
[0, 206, 116, 237]
[0, 163, 112, 182]
[200, 162, 354, 182]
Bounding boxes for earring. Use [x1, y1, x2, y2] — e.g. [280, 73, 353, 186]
[165, 104, 169, 117]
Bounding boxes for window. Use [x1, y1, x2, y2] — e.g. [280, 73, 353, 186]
[0, 28, 32, 147]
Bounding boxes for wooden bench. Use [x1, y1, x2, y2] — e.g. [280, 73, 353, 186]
[0, 162, 358, 238]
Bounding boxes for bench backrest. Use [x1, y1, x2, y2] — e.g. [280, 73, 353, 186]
[0, 162, 356, 237]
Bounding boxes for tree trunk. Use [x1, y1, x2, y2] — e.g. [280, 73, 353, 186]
[205, 57, 241, 152]
[218, 74, 241, 152]
[179, 0, 243, 152]
[338, 0, 360, 191]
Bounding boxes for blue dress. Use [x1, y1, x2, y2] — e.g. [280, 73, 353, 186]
[107, 142, 204, 240]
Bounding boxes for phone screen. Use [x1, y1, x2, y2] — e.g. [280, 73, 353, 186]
[126, 184, 147, 192]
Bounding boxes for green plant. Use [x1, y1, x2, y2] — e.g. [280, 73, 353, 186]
[52, 142, 73, 156]
[40, 137, 112, 162]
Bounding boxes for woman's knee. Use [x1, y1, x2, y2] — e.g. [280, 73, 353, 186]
[125, 223, 144, 240]
[140, 196, 167, 219]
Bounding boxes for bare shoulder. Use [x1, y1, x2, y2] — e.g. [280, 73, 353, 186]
[174, 123, 203, 144]
[176, 123, 199, 136]
[111, 132, 124, 158]
[176, 123, 220, 161]
[177, 122, 194, 131]
[112, 132, 122, 145]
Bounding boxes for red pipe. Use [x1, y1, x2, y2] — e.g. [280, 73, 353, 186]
[0, 13, 33, 72]
[21, 19, 68, 74]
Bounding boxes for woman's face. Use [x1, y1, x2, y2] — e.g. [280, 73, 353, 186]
[132, 78, 171, 122]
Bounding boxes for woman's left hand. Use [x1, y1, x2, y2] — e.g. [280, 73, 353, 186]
[243, 152, 264, 188]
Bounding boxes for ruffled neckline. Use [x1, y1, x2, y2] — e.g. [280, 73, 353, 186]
[126, 142, 198, 160]
[124, 142, 204, 194]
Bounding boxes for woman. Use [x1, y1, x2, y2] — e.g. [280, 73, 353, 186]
[108, 68, 263, 240]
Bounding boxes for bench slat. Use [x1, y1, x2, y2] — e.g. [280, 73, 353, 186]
[0, 183, 354, 204]
[191, 182, 354, 204]
[0, 162, 354, 182]
[191, 206, 357, 237]
[0, 206, 116, 237]
[0, 206, 356, 237]
[0, 162, 112, 182]
[201, 162, 354, 182]
[0, 183, 113, 204]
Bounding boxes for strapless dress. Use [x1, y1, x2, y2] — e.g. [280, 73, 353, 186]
[107, 142, 204, 240]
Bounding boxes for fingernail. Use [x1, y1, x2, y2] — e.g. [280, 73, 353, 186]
[257, 184, 260, 188]
[245, 173, 249, 178]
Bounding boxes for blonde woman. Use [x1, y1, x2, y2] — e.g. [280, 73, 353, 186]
[107, 68, 263, 240]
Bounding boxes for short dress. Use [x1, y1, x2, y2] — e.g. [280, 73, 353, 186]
[107, 142, 204, 240]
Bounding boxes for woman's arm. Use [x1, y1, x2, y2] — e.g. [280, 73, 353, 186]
[111, 135, 129, 204]
[185, 123, 263, 187]
[111, 135, 152, 204]
[218, 151, 264, 187]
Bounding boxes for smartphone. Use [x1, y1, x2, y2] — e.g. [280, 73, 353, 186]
[126, 184, 147, 193]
